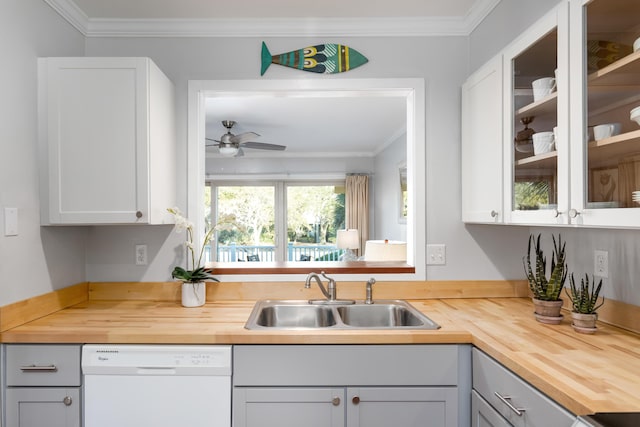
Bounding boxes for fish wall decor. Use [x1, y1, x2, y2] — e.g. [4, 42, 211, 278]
[261, 42, 368, 75]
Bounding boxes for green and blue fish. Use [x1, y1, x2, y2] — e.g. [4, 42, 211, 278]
[261, 42, 368, 75]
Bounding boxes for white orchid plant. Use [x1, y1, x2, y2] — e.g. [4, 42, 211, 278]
[167, 207, 236, 283]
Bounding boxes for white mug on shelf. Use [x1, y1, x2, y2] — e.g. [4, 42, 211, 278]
[532, 131, 555, 155]
[593, 123, 621, 141]
[532, 77, 556, 101]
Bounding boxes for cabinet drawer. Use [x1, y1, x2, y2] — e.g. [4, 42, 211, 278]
[235, 345, 460, 386]
[472, 348, 574, 427]
[6, 344, 81, 386]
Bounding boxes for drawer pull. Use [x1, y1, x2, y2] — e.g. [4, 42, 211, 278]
[20, 364, 58, 372]
[331, 397, 341, 406]
[63, 396, 73, 406]
[494, 392, 525, 416]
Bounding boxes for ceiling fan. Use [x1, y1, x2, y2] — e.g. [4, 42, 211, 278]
[205, 120, 286, 157]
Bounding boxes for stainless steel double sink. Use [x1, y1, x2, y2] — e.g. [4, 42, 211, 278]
[244, 299, 440, 330]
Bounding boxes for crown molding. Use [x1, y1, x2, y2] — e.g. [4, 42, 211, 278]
[44, 0, 501, 38]
[43, 0, 89, 35]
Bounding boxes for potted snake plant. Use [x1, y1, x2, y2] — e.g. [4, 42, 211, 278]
[523, 233, 568, 324]
[566, 273, 604, 334]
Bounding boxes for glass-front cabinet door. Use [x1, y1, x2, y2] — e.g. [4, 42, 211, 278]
[503, 4, 570, 224]
[569, 0, 640, 227]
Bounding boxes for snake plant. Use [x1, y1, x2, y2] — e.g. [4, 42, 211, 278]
[566, 273, 604, 314]
[523, 234, 567, 301]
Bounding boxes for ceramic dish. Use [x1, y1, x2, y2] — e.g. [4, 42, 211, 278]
[631, 105, 640, 126]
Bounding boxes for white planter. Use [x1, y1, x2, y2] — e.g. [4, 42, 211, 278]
[181, 281, 206, 307]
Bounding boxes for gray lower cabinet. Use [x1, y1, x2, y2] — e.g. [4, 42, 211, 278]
[234, 386, 457, 427]
[4, 344, 81, 427]
[472, 348, 574, 427]
[471, 390, 512, 427]
[233, 345, 468, 427]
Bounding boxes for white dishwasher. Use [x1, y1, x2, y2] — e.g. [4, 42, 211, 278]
[82, 344, 231, 427]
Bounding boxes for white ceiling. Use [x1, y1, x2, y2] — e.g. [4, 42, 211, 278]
[204, 95, 407, 157]
[43, 0, 496, 157]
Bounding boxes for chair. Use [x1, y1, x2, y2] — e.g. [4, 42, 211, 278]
[247, 254, 260, 262]
[299, 255, 312, 261]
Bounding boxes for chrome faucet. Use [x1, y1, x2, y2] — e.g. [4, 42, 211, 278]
[305, 271, 336, 300]
[365, 278, 376, 304]
[304, 271, 355, 305]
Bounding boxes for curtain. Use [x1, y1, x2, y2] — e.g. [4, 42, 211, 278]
[345, 174, 369, 255]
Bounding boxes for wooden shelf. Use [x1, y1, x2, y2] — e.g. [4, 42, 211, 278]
[515, 92, 558, 121]
[587, 129, 640, 167]
[515, 150, 558, 169]
[589, 50, 640, 87]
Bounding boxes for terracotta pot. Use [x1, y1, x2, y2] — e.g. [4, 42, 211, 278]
[571, 312, 598, 334]
[181, 281, 206, 307]
[532, 298, 564, 324]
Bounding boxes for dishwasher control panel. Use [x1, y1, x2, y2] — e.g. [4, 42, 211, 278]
[82, 345, 232, 375]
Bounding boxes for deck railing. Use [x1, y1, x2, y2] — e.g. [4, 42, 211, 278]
[207, 243, 343, 262]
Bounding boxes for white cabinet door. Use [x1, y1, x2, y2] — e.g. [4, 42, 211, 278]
[502, 3, 570, 225]
[5, 388, 80, 427]
[568, 0, 640, 227]
[38, 57, 175, 225]
[462, 54, 504, 223]
[233, 388, 345, 427]
[471, 390, 513, 427]
[346, 387, 458, 427]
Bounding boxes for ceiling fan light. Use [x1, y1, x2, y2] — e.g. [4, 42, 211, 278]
[219, 146, 239, 157]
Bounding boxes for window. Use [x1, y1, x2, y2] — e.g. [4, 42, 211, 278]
[206, 181, 345, 262]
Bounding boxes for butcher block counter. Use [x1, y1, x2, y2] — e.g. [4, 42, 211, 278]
[1, 280, 640, 416]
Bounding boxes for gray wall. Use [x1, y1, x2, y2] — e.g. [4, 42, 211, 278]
[82, 35, 529, 283]
[374, 133, 407, 242]
[0, 0, 87, 305]
[469, 0, 640, 306]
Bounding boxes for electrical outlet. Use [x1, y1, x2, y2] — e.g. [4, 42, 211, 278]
[426, 244, 446, 265]
[594, 249, 608, 278]
[135, 244, 148, 266]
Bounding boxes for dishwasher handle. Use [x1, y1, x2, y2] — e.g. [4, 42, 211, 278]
[136, 367, 178, 375]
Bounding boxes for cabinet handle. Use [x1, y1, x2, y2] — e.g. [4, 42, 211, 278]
[552, 209, 562, 218]
[331, 397, 341, 406]
[494, 392, 525, 416]
[490, 210, 499, 218]
[136, 211, 143, 219]
[63, 396, 73, 406]
[20, 364, 58, 372]
[569, 209, 581, 218]
[352, 396, 360, 405]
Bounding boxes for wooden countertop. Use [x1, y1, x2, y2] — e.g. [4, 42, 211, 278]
[1, 282, 639, 416]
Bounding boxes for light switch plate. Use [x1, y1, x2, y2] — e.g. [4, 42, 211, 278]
[4, 207, 18, 236]
[426, 244, 446, 265]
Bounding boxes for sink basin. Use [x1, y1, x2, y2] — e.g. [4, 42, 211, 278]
[245, 299, 440, 330]
[336, 304, 432, 328]
[255, 303, 337, 328]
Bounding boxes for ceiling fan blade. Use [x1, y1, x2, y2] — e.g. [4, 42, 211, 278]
[235, 147, 245, 157]
[230, 132, 260, 144]
[241, 141, 286, 151]
[205, 137, 221, 147]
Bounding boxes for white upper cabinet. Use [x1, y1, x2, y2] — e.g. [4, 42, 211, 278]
[38, 57, 176, 225]
[503, 3, 570, 225]
[568, 0, 640, 227]
[462, 54, 504, 224]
